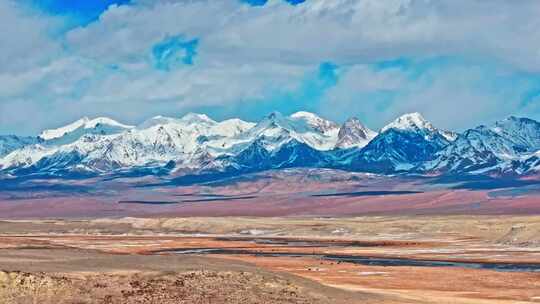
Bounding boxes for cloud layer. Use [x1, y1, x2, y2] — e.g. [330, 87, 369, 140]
[1, 0, 540, 135]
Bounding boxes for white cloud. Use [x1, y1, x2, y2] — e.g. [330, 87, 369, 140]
[62, 0, 540, 69]
[2, 0, 540, 135]
[0, 1, 62, 73]
[321, 61, 539, 131]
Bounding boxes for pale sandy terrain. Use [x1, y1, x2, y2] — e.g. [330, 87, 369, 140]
[1, 216, 540, 303]
[0, 251, 362, 304]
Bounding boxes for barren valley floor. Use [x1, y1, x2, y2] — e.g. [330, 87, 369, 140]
[1, 216, 540, 303]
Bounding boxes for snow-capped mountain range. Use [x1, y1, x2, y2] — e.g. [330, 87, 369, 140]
[1, 111, 539, 179]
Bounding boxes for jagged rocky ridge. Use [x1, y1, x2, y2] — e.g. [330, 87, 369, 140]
[1, 112, 539, 179]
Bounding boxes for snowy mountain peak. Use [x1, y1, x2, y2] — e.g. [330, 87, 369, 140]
[266, 111, 284, 121]
[137, 113, 218, 130]
[87, 117, 132, 129]
[290, 111, 339, 135]
[39, 117, 133, 141]
[180, 113, 216, 124]
[493, 116, 538, 130]
[290, 111, 321, 120]
[4, 111, 540, 178]
[440, 130, 458, 142]
[238, 111, 339, 152]
[257, 112, 289, 129]
[210, 118, 255, 137]
[336, 117, 377, 149]
[426, 116, 540, 174]
[260, 111, 339, 136]
[381, 112, 435, 133]
[504, 115, 530, 122]
[490, 115, 540, 152]
[342, 117, 369, 130]
[39, 117, 88, 140]
[137, 116, 180, 129]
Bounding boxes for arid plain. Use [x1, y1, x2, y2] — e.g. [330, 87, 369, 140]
[1, 170, 540, 303]
[1, 216, 540, 303]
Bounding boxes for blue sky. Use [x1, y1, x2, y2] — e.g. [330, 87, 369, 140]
[27, 0, 131, 25]
[242, 0, 306, 5]
[1, 0, 540, 135]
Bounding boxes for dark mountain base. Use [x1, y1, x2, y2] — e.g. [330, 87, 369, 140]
[0, 169, 539, 219]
